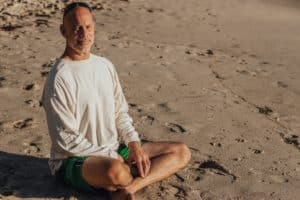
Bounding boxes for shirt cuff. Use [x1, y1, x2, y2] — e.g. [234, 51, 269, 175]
[123, 131, 141, 146]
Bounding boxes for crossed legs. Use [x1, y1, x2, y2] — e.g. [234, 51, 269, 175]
[82, 142, 191, 199]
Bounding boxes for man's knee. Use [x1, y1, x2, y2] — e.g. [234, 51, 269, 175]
[107, 159, 133, 187]
[175, 143, 192, 166]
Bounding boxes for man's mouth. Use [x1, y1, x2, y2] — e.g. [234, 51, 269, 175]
[77, 40, 90, 45]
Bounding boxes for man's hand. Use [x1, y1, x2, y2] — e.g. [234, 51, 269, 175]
[127, 141, 150, 178]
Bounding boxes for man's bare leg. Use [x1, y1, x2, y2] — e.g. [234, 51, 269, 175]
[82, 156, 133, 191]
[82, 142, 191, 199]
[112, 142, 191, 198]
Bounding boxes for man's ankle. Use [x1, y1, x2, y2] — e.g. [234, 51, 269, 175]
[124, 185, 136, 195]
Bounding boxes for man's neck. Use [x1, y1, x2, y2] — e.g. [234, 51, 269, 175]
[62, 46, 90, 61]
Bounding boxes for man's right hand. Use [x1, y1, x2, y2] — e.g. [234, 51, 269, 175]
[127, 141, 151, 178]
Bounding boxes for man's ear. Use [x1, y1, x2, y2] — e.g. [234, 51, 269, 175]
[60, 24, 66, 37]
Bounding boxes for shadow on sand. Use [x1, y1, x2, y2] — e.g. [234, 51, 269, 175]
[0, 151, 109, 199]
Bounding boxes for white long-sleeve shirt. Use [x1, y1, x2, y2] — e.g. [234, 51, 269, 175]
[42, 54, 140, 175]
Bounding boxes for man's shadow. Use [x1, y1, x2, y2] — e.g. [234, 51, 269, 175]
[0, 151, 109, 199]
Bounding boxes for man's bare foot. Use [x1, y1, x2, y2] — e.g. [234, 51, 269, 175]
[110, 189, 135, 200]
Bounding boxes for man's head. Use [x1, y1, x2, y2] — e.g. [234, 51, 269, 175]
[60, 2, 95, 55]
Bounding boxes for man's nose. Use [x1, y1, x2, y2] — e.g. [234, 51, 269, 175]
[78, 27, 87, 38]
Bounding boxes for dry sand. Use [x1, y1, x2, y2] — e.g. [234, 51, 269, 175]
[0, 0, 300, 199]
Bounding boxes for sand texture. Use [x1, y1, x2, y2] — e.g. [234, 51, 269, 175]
[0, 0, 300, 199]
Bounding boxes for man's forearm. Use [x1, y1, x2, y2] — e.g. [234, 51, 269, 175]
[115, 112, 140, 145]
[128, 141, 141, 149]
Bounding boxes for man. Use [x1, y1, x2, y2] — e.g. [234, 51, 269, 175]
[42, 2, 191, 200]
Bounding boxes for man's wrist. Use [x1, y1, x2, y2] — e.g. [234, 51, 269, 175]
[128, 141, 141, 149]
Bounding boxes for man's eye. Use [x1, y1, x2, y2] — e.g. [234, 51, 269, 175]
[74, 27, 80, 32]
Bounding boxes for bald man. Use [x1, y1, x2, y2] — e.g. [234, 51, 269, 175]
[42, 2, 191, 200]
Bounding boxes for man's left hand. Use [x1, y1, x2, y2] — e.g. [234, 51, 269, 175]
[127, 141, 151, 178]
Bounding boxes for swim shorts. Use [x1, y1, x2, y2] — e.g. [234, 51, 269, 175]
[55, 142, 145, 193]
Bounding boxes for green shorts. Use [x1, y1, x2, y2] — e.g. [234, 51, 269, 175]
[55, 142, 144, 193]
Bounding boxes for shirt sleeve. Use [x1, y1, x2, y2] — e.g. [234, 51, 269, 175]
[42, 76, 118, 158]
[109, 61, 141, 146]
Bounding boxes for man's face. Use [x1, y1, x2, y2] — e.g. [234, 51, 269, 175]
[61, 7, 95, 54]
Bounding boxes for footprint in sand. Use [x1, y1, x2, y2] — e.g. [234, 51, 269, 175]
[260, 61, 270, 65]
[23, 83, 40, 91]
[12, 34, 20, 40]
[91, 3, 104, 10]
[23, 142, 41, 154]
[206, 49, 214, 55]
[0, 118, 33, 132]
[256, 106, 273, 115]
[236, 69, 250, 75]
[165, 122, 186, 133]
[200, 190, 218, 200]
[185, 48, 208, 57]
[269, 175, 288, 184]
[108, 32, 121, 40]
[235, 138, 246, 143]
[171, 184, 189, 199]
[239, 59, 248, 65]
[0, 76, 6, 87]
[142, 7, 164, 14]
[35, 12, 51, 18]
[197, 160, 237, 183]
[185, 49, 192, 55]
[209, 142, 222, 147]
[158, 102, 172, 112]
[159, 183, 189, 199]
[35, 19, 49, 27]
[12, 118, 33, 129]
[128, 102, 137, 108]
[42, 58, 56, 68]
[23, 83, 34, 91]
[284, 134, 299, 147]
[277, 81, 288, 88]
[184, 160, 206, 182]
[174, 173, 185, 182]
[128, 102, 142, 112]
[251, 148, 264, 154]
[25, 99, 41, 108]
[116, 41, 131, 48]
[0, 24, 23, 31]
[232, 157, 243, 162]
[40, 70, 49, 77]
[211, 70, 225, 80]
[140, 115, 155, 126]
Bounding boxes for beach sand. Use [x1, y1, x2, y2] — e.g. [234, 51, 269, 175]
[0, 0, 300, 199]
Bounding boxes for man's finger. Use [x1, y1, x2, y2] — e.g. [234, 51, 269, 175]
[146, 157, 151, 175]
[127, 157, 132, 166]
[137, 160, 144, 178]
[142, 159, 150, 177]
